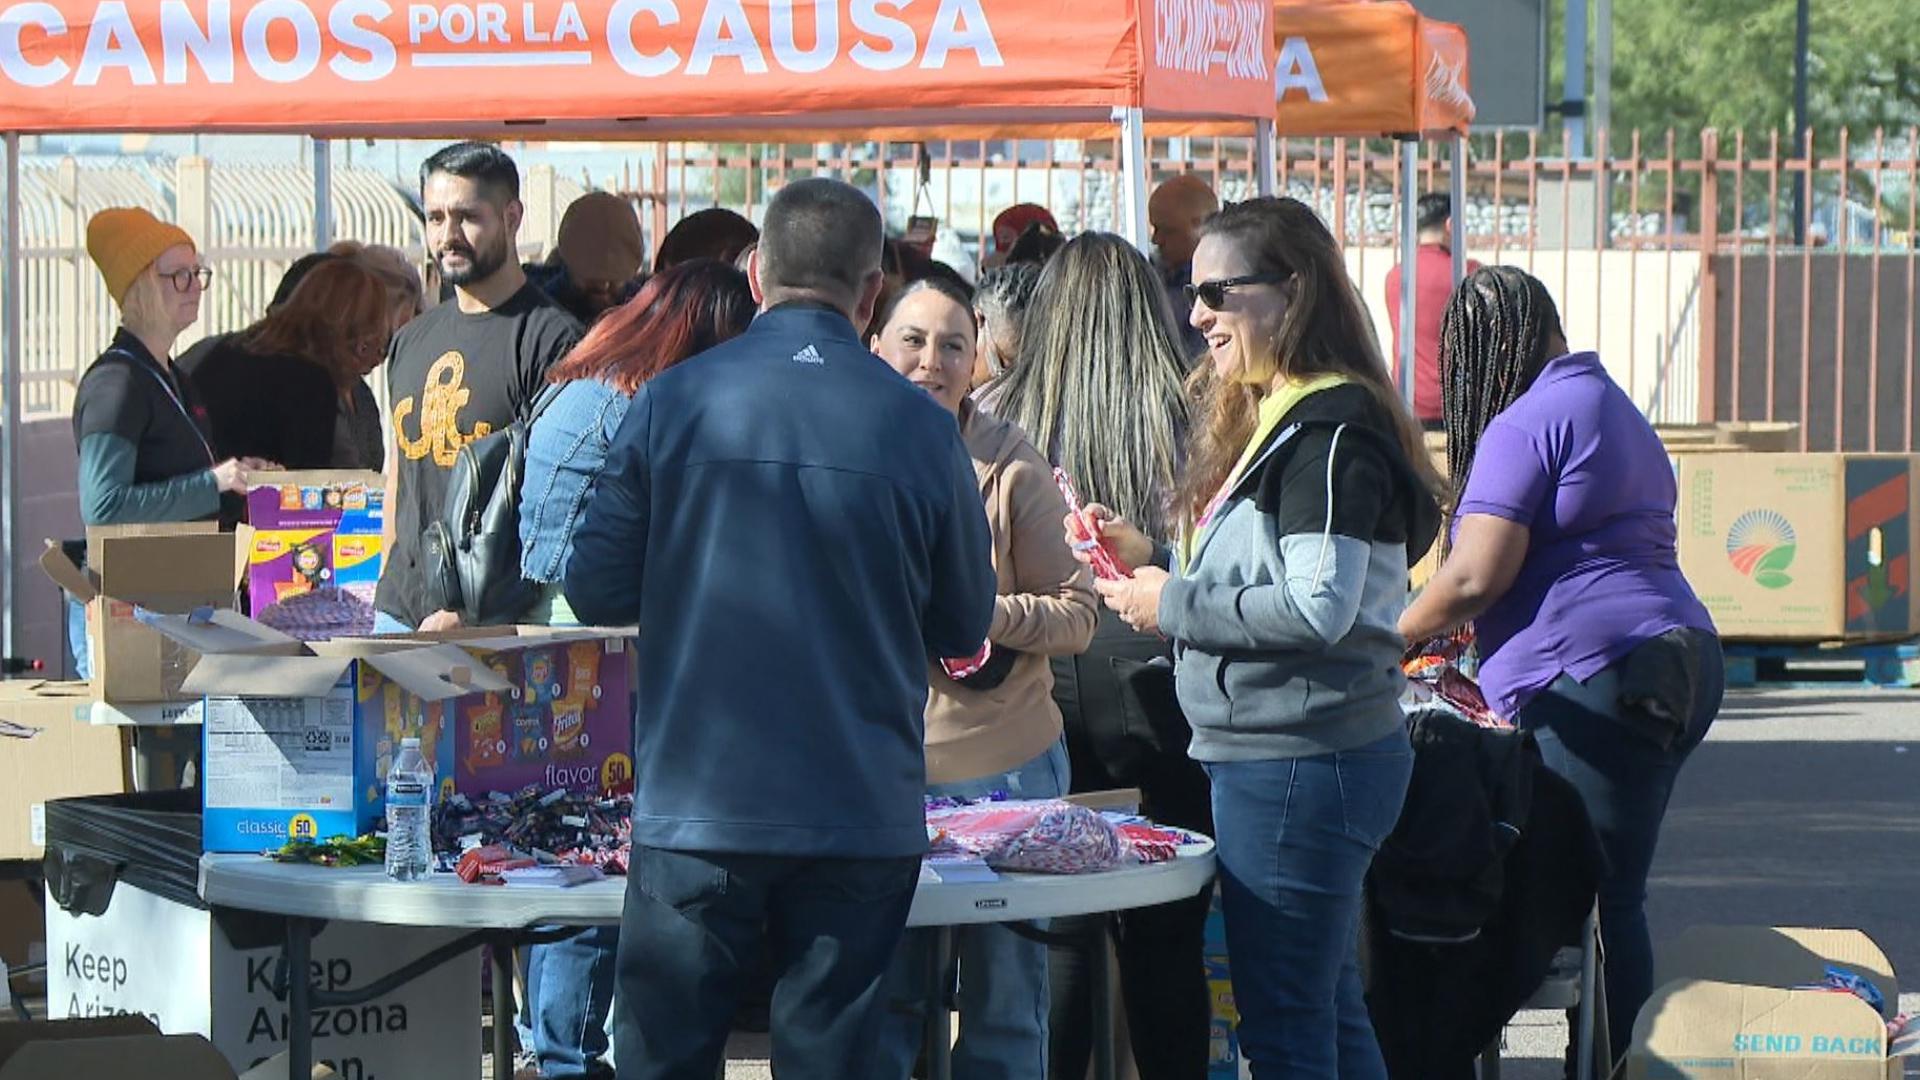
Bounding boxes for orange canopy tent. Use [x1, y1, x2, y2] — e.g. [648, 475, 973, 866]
[0, 1, 1279, 700]
[1269, 0, 1478, 402]
[0, 0, 1277, 137]
[1272, 0, 1473, 138]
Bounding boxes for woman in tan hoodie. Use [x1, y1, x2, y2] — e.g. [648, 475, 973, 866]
[868, 276, 1098, 1078]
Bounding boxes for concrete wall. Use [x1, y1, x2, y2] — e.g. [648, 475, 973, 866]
[10, 418, 82, 676]
[1710, 252, 1920, 453]
[1344, 245, 1708, 425]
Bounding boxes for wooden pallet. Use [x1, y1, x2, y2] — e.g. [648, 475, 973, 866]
[1724, 639, 1920, 689]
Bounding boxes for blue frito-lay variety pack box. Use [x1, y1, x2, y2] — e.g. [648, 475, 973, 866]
[143, 611, 635, 852]
[1204, 886, 1252, 1079]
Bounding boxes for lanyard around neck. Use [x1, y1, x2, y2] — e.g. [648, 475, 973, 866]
[108, 346, 215, 466]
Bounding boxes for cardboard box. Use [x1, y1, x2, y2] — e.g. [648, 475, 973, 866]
[45, 878, 473, 1079]
[244, 471, 384, 638]
[0, 877, 46, 993]
[0, 1016, 296, 1080]
[1628, 926, 1917, 1079]
[145, 611, 637, 851]
[1657, 421, 1802, 453]
[0, 682, 131, 858]
[1675, 453, 1920, 640]
[39, 525, 244, 705]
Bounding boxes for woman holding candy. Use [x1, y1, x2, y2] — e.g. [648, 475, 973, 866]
[1077, 198, 1441, 1079]
[869, 276, 1097, 1079]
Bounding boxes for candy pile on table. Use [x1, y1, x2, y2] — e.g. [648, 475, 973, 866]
[433, 786, 633, 880]
[925, 798, 1201, 874]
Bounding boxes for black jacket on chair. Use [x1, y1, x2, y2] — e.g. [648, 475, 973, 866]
[1361, 711, 1605, 1080]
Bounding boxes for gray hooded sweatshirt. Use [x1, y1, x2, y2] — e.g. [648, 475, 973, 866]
[1160, 383, 1441, 762]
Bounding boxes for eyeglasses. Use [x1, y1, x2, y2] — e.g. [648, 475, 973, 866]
[1183, 273, 1289, 311]
[163, 266, 214, 293]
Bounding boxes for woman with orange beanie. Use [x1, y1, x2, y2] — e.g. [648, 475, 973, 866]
[66, 208, 255, 676]
[75, 207, 254, 524]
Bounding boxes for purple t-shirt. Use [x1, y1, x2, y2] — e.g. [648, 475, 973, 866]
[1456, 352, 1715, 716]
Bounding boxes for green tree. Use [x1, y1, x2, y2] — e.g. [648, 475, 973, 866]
[1551, 0, 1920, 150]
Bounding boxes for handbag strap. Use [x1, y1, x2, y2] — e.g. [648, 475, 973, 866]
[523, 381, 566, 429]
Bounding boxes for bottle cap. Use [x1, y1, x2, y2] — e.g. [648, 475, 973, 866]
[401, 736, 420, 748]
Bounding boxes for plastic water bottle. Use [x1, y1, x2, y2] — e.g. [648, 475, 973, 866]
[385, 737, 433, 881]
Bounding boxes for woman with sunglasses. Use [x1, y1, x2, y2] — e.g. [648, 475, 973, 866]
[1081, 198, 1441, 1078]
[188, 257, 392, 471]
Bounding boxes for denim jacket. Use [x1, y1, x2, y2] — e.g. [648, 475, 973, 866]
[519, 377, 632, 584]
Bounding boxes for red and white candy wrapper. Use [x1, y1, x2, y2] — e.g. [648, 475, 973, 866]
[927, 799, 1124, 874]
[1115, 822, 1188, 864]
[941, 640, 993, 681]
[1055, 468, 1134, 581]
[455, 844, 537, 885]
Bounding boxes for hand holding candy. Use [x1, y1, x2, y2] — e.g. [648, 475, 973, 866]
[1055, 469, 1142, 580]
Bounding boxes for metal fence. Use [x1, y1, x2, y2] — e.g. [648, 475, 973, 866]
[7, 157, 593, 420]
[626, 129, 1920, 445]
[12, 129, 1920, 449]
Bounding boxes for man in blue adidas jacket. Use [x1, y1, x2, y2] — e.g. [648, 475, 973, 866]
[565, 178, 996, 1080]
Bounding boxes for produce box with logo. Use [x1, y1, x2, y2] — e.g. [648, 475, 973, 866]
[1674, 453, 1920, 641]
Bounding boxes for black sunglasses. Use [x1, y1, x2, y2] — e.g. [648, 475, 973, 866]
[1183, 273, 1290, 311]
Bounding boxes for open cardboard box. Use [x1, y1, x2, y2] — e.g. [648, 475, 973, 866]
[142, 609, 637, 850]
[1628, 926, 1918, 1079]
[0, 1015, 339, 1080]
[0, 681, 131, 859]
[38, 523, 245, 706]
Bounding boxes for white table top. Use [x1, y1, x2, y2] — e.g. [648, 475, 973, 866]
[199, 841, 1216, 930]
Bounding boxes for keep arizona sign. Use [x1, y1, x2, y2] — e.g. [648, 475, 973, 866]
[0, 0, 1276, 133]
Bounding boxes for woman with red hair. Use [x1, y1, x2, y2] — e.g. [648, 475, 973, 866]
[190, 257, 391, 470]
[519, 258, 755, 626]
[512, 258, 754, 1080]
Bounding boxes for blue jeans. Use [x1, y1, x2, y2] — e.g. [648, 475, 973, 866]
[613, 846, 921, 1080]
[525, 926, 618, 1077]
[1518, 640, 1724, 1062]
[67, 598, 92, 680]
[1206, 730, 1413, 1080]
[877, 740, 1071, 1080]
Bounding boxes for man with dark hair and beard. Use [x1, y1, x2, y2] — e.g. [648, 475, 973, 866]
[375, 141, 582, 636]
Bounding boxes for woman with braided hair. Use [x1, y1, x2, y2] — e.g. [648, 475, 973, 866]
[1399, 265, 1724, 1059]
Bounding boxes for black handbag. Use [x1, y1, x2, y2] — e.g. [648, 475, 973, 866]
[422, 383, 563, 625]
